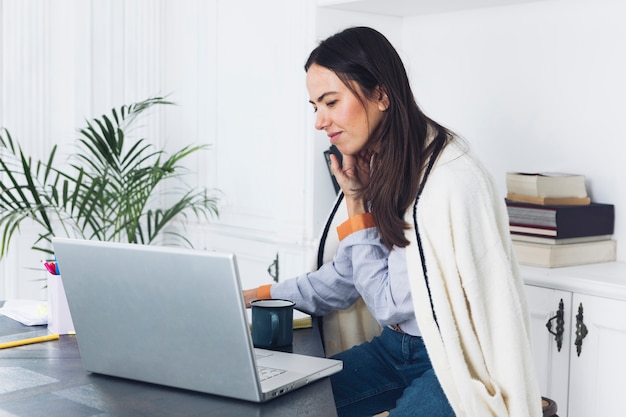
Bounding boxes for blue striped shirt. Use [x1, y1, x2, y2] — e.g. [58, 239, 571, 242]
[270, 216, 420, 336]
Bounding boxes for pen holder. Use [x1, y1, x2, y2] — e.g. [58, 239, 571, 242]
[47, 274, 75, 334]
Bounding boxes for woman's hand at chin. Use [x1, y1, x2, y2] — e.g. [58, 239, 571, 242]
[330, 148, 373, 217]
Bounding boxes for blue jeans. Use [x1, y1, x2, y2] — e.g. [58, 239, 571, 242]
[330, 327, 455, 417]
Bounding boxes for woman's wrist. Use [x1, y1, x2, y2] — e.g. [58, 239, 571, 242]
[243, 288, 257, 308]
[337, 212, 376, 241]
[345, 196, 367, 217]
[243, 284, 272, 308]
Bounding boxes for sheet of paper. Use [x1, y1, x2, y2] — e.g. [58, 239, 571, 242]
[0, 300, 49, 326]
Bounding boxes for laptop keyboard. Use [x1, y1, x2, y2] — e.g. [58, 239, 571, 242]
[258, 366, 286, 381]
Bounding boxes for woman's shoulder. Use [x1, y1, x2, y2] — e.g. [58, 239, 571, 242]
[422, 136, 501, 204]
[431, 138, 489, 182]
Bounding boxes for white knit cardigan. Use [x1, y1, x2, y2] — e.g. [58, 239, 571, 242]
[406, 139, 542, 416]
[319, 138, 542, 416]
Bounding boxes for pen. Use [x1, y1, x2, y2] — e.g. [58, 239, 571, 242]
[44, 261, 60, 275]
[0, 333, 60, 349]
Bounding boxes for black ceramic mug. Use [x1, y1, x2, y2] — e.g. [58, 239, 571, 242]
[250, 299, 295, 348]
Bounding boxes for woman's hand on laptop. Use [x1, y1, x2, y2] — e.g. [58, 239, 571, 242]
[243, 288, 257, 308]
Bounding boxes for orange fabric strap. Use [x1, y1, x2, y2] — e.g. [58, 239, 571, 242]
[336, 212, 376, 241]
[257, 284, 272, 300]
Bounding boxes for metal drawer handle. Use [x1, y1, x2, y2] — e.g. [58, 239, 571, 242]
[267, 253, 279, 283]
[574, 302, 588, 357]
[545, 298, 565, 352]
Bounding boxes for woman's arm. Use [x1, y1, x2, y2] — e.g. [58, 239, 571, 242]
[244, 238, 361, 315]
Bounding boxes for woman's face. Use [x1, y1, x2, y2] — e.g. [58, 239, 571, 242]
[306, 64, 388, 156]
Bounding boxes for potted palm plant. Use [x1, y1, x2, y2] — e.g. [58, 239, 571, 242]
[0, 96, 219, 260]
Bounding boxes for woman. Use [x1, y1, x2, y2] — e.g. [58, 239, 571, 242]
[244, 26, 541, 417]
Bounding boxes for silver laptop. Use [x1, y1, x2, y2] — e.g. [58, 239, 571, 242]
[52, 237, 342, 402]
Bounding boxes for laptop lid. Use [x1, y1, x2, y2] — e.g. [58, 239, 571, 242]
[51, 238, 341, 402]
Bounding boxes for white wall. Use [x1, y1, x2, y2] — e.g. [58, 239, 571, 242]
[402, 0, 626, 259]
[0, 0, 219, 299]
[0, 0, 321, 300]
[2, 0, 625, 301]
[317, 1, 626, 261]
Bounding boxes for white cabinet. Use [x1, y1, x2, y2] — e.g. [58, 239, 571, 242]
[567, 293, 626, 416]
[523, 262, 626, 417]
[524, 285, 571, 417]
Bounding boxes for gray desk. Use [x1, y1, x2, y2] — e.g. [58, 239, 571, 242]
[0, 310, 337, 417]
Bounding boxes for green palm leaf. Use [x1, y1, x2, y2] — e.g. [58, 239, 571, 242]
[0, 97, 219, 260]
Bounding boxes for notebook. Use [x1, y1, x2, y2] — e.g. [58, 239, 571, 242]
[51, 237, 342, 402]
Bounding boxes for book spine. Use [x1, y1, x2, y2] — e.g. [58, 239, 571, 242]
[512, 240, 616, 268]
[510, 233, 612, 245]
[509, 224, 613, 239]
[506, 193, 590, 206]
[506, 173, 587, 198]
[506, 202, 615, 237]
[507, 206, 557, 227]
[510, 225, 557, 237]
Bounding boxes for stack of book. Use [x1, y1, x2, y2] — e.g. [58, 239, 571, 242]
[506, 172, 616, 268]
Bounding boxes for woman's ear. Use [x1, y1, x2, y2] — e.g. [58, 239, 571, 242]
[377, 86, 390, 111]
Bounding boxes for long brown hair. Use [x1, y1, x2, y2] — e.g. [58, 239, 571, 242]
[305, 27, 452, 249]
